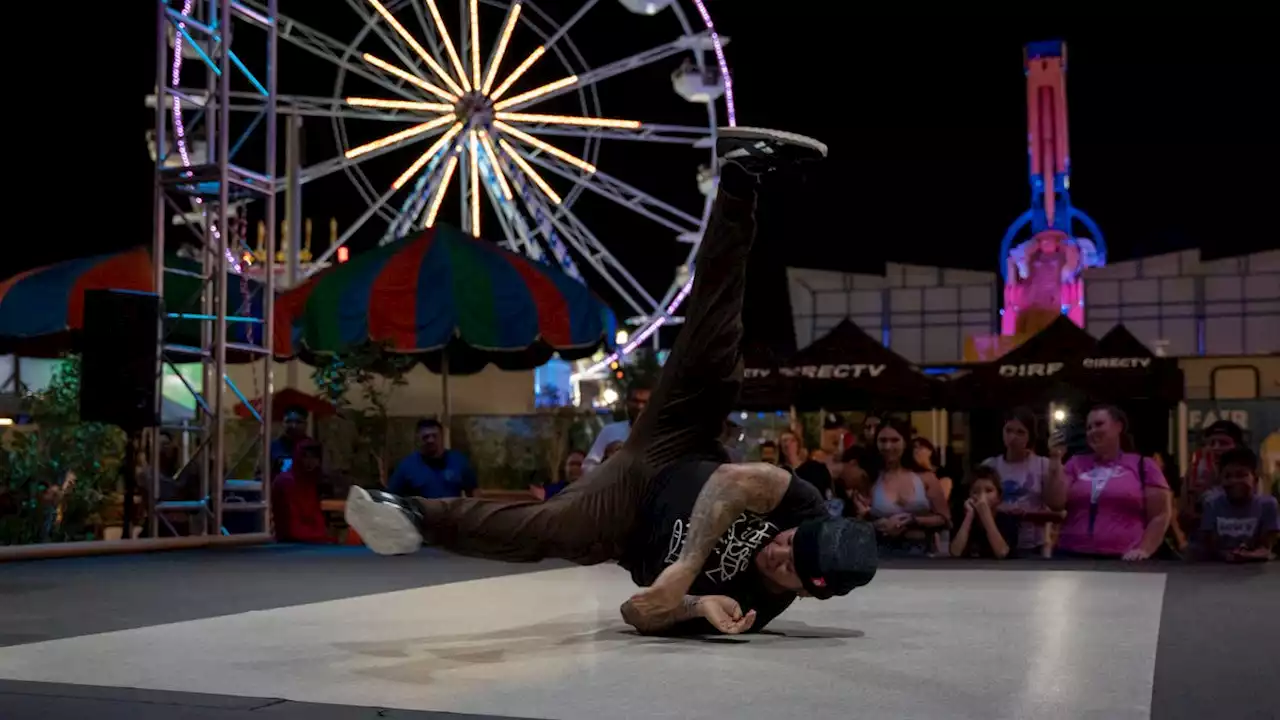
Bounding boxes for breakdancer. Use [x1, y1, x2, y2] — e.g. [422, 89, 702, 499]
[346, 127, 877, 635]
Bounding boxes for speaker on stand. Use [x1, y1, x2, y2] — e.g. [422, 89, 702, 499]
[80, 289, 162, 539]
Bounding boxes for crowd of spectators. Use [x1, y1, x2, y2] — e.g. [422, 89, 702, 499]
[758, 409, 1276, 564]
[263, 390, 1276, 566]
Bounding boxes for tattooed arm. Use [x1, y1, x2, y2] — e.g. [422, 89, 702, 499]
[621, 594, 704, 634]
[669, 463, 793, 578]
[621, 594, 758, 635]
[621, 463, 792, 633]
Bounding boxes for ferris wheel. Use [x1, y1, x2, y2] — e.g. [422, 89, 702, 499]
[169, 0, 736, 374]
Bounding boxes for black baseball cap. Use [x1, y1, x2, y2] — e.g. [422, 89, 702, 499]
[823, 413, 846, 430]
[792, 517, 878, 599]
[1204, 420, 1244, 446]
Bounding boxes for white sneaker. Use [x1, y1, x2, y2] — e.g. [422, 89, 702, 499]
[344, 485, 424, 556]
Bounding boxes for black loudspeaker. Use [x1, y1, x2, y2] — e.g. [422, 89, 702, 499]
[80, 290, 161, 431]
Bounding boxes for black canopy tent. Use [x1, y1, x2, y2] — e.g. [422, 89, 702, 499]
[949, 317, 1183, 460]
[738, 339, 795, 411]
[947, 316, 1100, 410]
[1087, 324, 1184, 402]
[741, 318, 938, 411]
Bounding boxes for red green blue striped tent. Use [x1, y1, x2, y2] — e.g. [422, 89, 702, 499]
[0, 248, 267, 358]
[0, 248, 155, 355]
[274, 225, 616, 374]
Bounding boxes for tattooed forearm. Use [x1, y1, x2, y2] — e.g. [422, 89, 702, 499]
[621, 594, 703, 634]
[674, 463, 790, 572]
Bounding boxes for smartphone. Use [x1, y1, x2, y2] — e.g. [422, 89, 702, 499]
[1058, 419, 1089, 457]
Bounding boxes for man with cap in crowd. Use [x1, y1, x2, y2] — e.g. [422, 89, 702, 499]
[344, 125, 877, 635]
[1175, 419, 1247, 550]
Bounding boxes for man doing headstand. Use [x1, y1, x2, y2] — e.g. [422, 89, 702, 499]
[345, 127, 878, 636]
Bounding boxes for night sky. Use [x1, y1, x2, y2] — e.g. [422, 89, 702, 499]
[9, 5, 1277, 318]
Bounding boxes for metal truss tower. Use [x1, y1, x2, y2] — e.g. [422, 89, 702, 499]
[152, 0, 277, 540]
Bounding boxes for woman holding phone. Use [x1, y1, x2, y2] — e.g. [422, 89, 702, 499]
[1043, 405, 1171, 560]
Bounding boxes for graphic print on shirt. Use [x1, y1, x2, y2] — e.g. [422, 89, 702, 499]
[1215, 516, 1259, 542]
[1079, 465, 1126, 503]
[1002, 474, 1041, 503]
[664, 513, 780, 585]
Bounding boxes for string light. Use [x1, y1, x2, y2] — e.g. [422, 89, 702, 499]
[362, 0, 464, 96]
[481, 3, 522, 94]
[344, 113, 456, 159]
[361, 53, 458, 102]
[492, 75, 578, 111]
[497, 139, 562, 205]
[424, 0, 471, 92]
[425, 153, 461, 227]
[477, 130, 513, 200]
[392, 122, 464, 190]
[494, 112, 641, 129]
[490, 46, 545, 101]
[469, 0, 481, 89]
[493, 121, 596, 174]
[469, 130, 481, 237]
[346, 97, 453, 112]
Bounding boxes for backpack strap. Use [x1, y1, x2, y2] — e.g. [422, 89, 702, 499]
[1137, 453, 1148, 516]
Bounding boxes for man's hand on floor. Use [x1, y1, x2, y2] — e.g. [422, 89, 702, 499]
[624, 577, 688, 624]
[698, 596, 757, 634]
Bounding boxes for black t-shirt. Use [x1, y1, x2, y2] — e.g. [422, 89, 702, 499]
[622, 459, 827, 633]
[956, 512, 1021, 559]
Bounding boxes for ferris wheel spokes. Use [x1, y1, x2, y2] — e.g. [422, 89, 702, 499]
[519, 149, 702, 235]
[511, 122, 711, 145]
[361, 0, 466, 96]
[500, 161, 660, 316]
[494, 32, 719, 115]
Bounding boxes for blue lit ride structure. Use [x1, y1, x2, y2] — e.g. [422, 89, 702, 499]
[999, 41, 1107, 336]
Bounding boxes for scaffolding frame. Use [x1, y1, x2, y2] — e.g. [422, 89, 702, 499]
[152, 0, 277, 541]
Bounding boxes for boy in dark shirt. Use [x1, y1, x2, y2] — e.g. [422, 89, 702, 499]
[950, 466, 1020, 559]
[345, 127, 878, 636]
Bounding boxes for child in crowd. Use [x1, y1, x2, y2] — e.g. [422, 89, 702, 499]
[1200, 448, 1277, 562]
[950, 466, 1021, 559]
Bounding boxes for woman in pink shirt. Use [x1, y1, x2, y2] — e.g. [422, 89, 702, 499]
[1044, 405, 1172, 560]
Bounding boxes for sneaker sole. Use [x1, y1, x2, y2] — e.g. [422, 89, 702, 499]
[345, 486, 422, 556]
[718, 126, 828, 158]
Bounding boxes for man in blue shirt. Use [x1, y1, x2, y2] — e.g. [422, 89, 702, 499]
[387, 419, 477, 499]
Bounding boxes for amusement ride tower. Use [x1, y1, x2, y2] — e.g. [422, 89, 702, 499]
[999, 40, 1107, 336]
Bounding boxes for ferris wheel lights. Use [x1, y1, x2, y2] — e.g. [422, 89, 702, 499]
[494, 112, 642, 130]
[498, 138, 563, 205]
[363, 0, 464, 97]
[490, 47, 546, 101]
[361, 53, 458, 102]
[346, 97, 453, 112]
[481, 3, 522, 95]
[469, 0, 482, 89]
[477, 130, 514, 201]
[493, 121, 598, 174]
[392, 121, 464, 190]
[469, 130, 482, 237]
[345, 113, 456, 159]
[492, 75, 580, 111]
[425, 154, 461, 228]
[424, 0, 472, 93]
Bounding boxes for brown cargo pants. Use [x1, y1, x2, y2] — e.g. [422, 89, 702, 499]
[416, 181, 757, 565]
